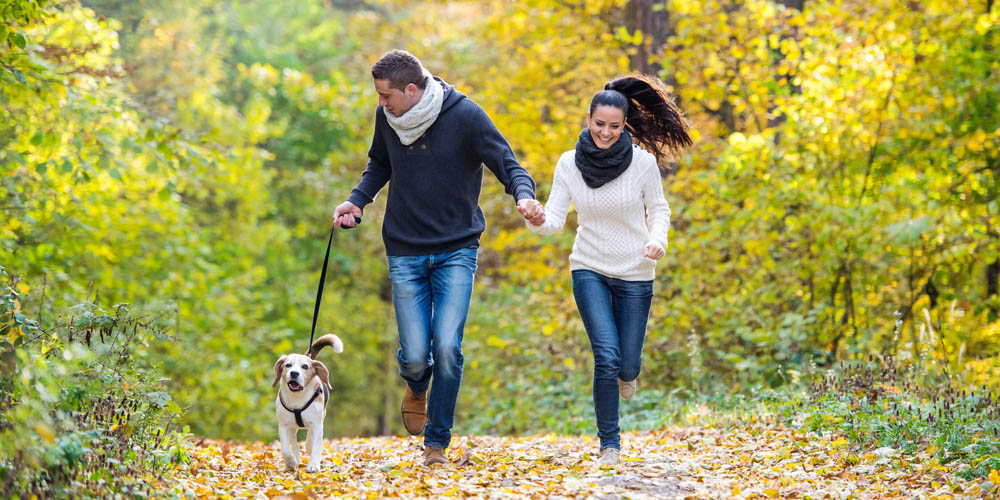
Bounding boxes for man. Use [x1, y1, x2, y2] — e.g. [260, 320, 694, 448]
[333, 50, 543, 466]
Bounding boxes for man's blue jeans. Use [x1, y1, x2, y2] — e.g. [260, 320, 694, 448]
[387, 246, 478, 449]
[571, 269, 653, 451]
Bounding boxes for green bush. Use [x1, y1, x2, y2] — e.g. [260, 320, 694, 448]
[0, 270, 188, 497]
[461, 373, 686, 438]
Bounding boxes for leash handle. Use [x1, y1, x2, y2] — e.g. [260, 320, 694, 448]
[339, 215, 361, 230]
[307, 216, 361, 356]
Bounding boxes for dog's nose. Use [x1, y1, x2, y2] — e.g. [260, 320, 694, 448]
[289, 371, 299, 379]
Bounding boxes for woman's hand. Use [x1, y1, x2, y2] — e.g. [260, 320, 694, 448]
[527, 209, 546, 226]
[518, 199, 546, 226]
[643, 242, 665, 260]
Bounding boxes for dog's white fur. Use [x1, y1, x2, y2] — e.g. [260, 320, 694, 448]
[273, 334, 343, 472]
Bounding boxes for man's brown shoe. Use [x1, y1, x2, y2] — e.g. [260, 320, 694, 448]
[423, 446, 448, 466]
[401, 387, 427, 435]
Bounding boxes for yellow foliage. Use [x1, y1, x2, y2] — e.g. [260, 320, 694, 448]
[486, 335, 510, 348]
[34, 423, 55, 444]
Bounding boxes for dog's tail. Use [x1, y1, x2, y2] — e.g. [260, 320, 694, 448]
[307, 334, 344, 359]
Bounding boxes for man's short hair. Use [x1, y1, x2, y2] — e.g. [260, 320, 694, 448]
[372, 50, 426, 91]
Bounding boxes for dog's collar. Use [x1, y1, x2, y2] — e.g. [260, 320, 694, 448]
[279, 385, 328, 428]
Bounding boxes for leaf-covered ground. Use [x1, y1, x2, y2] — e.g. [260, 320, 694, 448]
[167, 424, 993, 498]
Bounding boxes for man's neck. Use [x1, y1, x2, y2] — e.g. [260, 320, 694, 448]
[399, 87, 425, 116]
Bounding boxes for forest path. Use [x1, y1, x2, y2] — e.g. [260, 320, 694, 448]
[166, 424, 986, 498]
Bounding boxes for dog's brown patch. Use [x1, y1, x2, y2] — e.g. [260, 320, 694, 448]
[272, 355, 287, 388]
[312, 360, 329, 392]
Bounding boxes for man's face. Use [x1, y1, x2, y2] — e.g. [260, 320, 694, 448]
[374, 79, 422, 117]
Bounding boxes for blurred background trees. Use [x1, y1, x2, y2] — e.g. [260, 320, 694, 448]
[2, 0, 998, 442]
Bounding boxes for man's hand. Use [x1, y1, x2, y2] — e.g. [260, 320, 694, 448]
[517, 199, 545, 226]
[643, 242, 665, 260]
[333, 201, 362, 228]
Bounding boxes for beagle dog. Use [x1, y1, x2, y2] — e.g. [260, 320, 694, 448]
[272, 334, 343, 472]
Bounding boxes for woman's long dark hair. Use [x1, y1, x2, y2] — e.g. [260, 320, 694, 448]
[590, 74, 693, 162]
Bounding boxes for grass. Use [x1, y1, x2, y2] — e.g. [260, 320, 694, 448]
[677, 357, 1000, 481]
[797, 357, 1000, 480]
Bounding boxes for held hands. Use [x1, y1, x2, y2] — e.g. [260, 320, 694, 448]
[517, 199, 545, 226]
[644, 242, 665, 260]
[333, 201, 362, 228]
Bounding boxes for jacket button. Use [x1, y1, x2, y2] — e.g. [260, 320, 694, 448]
[421, 145, 427, 150]
[408, 146, 414, 150]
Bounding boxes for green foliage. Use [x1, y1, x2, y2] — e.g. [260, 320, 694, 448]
[641, 0, 1000, 388]
[1, 0, 49, 84]
[463, 374, 677, 438]
[4, 0, 397, 441]
[0, 269, 188, 496]
[3, 0, 999, 448]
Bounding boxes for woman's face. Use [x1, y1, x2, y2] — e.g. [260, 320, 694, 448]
[587, 105, 626, 149]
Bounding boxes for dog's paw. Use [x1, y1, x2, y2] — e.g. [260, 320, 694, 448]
[305, 463, 321, 473]
[283, 458, 300, 470]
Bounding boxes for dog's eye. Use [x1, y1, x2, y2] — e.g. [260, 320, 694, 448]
[301, 364, 309, 370]
[285, 363, 292, 368]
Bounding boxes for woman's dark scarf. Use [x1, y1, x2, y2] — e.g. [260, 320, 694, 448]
[574, 127, 634, 188]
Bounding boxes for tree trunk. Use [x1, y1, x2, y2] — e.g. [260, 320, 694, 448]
[626, 0, 671, 75]
[381, 330, 396, 435]
[989, 259, 999, 321]
[380, 277, 396, 435]
[626, 0, 679, 177]
[775, 0, 806, 9]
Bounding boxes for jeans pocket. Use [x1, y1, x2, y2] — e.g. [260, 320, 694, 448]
[463, 247, 479, 269]
[387, 255, 427, 284]
[448, 247, 478, 274]
[617, 279, 653, 299]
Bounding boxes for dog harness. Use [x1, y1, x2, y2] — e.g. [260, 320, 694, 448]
[279, 385, 329, 428]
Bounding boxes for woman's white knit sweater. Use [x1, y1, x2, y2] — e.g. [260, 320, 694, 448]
[528, 145, 670, 281]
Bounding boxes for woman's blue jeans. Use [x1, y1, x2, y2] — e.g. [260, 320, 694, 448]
[387, 246, 478, 449]
[572, 269, 653, 450]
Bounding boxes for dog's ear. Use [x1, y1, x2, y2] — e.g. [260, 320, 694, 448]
[312, 360, 330, 388]
[272, 355, 287, 388]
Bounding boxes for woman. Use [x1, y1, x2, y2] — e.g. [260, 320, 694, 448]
[526, 75, 692, 465]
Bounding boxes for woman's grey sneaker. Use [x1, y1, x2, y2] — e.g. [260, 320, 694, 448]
[597, 447, 620, 466]
[618, 377, 637, 399]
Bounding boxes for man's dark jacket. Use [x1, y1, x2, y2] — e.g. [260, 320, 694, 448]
[347, 77, 536, 256]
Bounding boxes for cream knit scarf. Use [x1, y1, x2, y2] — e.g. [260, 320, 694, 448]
[385, 70, 444, 146]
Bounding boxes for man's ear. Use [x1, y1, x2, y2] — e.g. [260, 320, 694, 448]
[312, 360, 330, 388]
[272, 356, 286, 388]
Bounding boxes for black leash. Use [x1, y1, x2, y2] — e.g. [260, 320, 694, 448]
[307, 215, 360, 356]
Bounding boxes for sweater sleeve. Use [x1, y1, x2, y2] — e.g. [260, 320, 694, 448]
[641, 156, 671, 249]
[347, 109, 391, 209]
[527, 156, 572, 236]
[470, 102, 536, 202]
